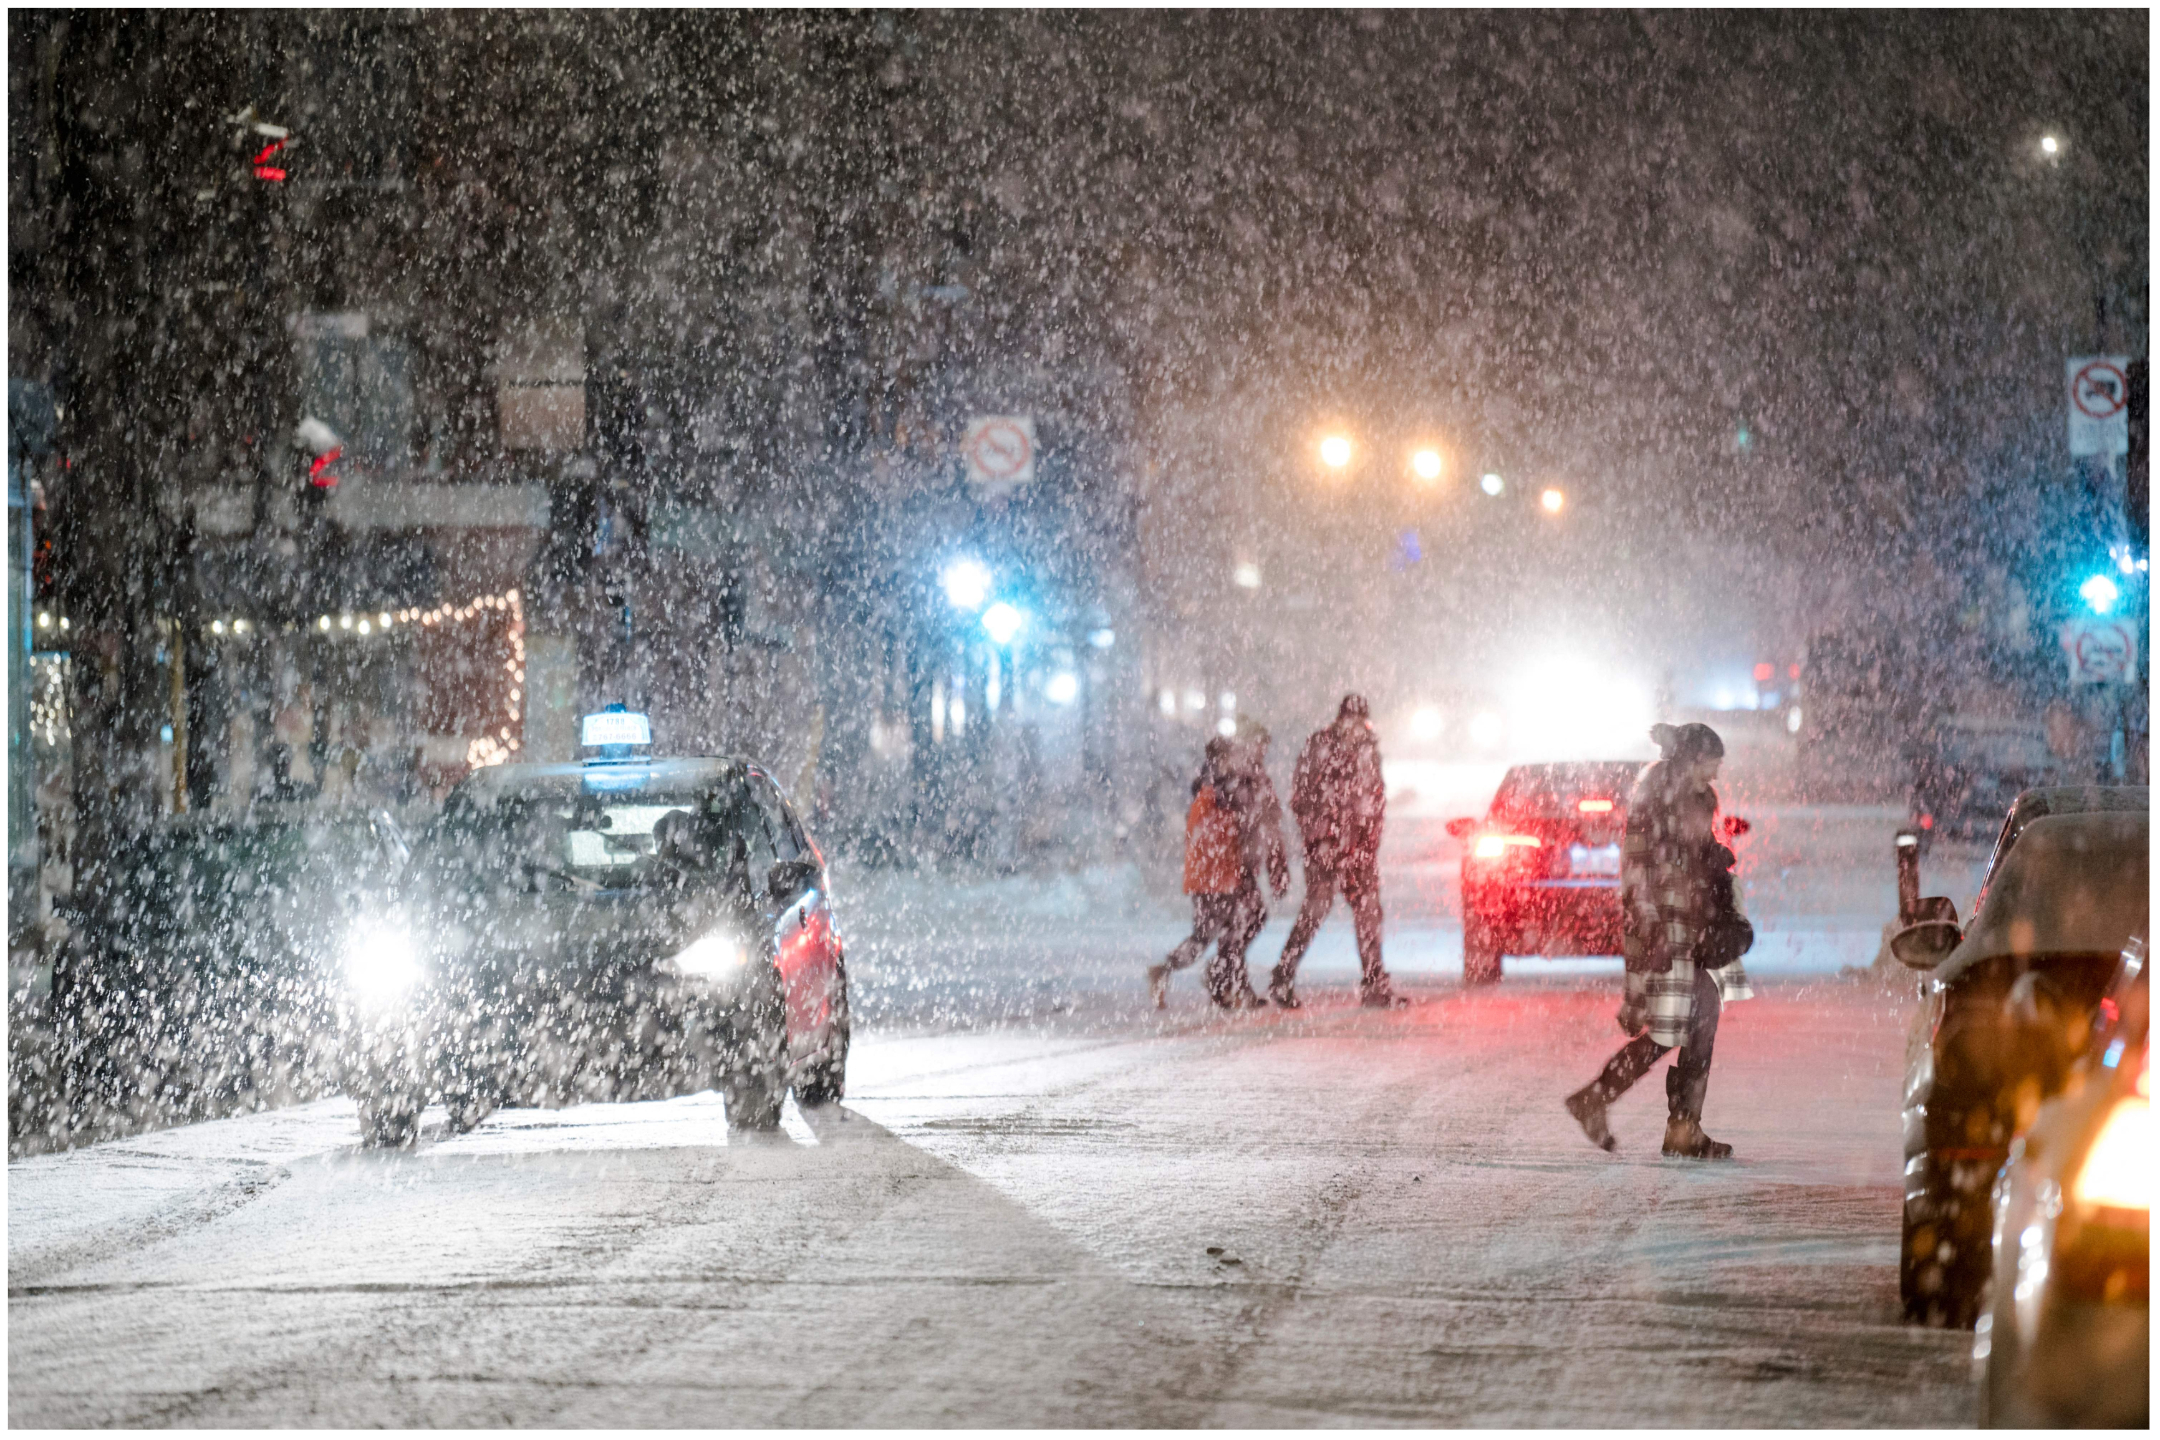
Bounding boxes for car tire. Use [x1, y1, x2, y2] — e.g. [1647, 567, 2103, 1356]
[1463, 918, 1504, 986]
[794, 961, 850, 1107]
[1900, 1160, 1991, 1327]
[357, 1090, 426, 1149]
[723, 964, 788, 1132]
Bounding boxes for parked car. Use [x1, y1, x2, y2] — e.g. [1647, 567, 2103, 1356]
[1447, 761, 1745, 985]
[338, 711, 850, 1147]
[1889, 804, 2149, 1327]
[82, 804, 411, 1117]
[1977, 934, 2148, 1427]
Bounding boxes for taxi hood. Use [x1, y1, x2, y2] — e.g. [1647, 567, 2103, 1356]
[1937, 811, 2150, 989]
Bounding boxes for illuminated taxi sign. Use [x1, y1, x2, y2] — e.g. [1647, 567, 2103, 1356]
[581, 708, 652, 749]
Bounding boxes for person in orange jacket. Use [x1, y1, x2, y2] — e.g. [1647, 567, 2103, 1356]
[1150, 732, 1288, 1009]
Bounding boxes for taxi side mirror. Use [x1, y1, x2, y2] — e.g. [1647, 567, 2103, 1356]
[1890, 896, 1962, 970]
[767, 858, 819, 902]
[1445, 817, 1477, 840]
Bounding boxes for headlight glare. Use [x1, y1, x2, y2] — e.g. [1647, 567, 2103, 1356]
[670, 932, 750, 982]
[2072, 1095, 2150, 1211]
[343, 922, 422, 1009]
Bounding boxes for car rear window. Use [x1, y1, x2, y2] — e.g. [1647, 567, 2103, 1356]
[1491, 764, 1643, 819]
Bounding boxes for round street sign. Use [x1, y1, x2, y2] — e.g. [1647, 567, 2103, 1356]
[2072, 359, 2129, 420]
[965, 419, 1033, 481]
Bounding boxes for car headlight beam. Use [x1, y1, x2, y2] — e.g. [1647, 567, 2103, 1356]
[669, 932, 751, 983]
[343, 922, 422, 1009]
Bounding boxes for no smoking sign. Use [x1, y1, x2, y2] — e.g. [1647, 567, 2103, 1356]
[962, 416, 1037, 490]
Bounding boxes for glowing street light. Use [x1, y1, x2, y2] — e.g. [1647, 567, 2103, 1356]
[942, 558, 991, 611]
[1410, 448, 1444, 483]
[1480, 472, 1504, 497]
[2081, 573, 2121, 615]
[1540, 487, 1566, 515]
[981, 601, 1026, 645]
[2040, 133, 2062, 158]
[1318, 434, 1354, 470]
[1233, 561, 1262, 589]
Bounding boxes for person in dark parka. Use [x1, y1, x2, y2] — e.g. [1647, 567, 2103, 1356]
[1564, 722, 1755, 1159]
[1269, 694, 1403, 1008]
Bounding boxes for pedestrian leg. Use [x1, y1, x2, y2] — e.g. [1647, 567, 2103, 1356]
[1564, 1033, 1670, 1151]
[1270, 864, 1335, 1002]
[1154, 895, 1228, 1008]
[1208, 878, 1268, 1008]
[1662, 968, 1730, 1158]
[1344, 864, 1391, 1001]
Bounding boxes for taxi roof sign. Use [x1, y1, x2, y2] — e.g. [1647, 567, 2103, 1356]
[581, 707, 652, 749]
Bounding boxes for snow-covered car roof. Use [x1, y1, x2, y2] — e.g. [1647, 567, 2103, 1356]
[1941, 811, 2150, 986]
[448, 757, 773, 803]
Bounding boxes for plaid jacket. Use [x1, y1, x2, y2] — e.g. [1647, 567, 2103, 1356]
[1618, 762, 1753, 1045]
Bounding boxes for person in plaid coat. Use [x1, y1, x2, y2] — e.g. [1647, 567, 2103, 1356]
[1564, 722, 1754, 1159]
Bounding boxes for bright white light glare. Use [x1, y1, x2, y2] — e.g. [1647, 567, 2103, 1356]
[1158, 688, 1176, 716]
[1319, 434, 1353, 468]
[2071, 1094, 2148, 1209]
[581, 709, 653, 748]
[2081, 573, 2121, 614]
[343, 923, 421, 1009]
[1233, 561, 1262, 589]
[1501, 657, 1655, 760]
[669, 932, 750, 983]
[2040, 134, 2060, 156]
[1469, 711, 1504, 747]
[1410, 706, 1443, 741]
[339, 613, 353, 630]
[942, 559, 991, 611]
[1046, 672, 1079, 704]
[1480, 473, 1504, 496]
[1411, 448, 1444, 482]
[1088, 628, 1116, 649]
[211, 619, 226, 635]
[981, 602, 1025, 645]
[1183, 688, 1206, 712]
[1787, 705, 1804, 734]
[1216, 715, 1238, 737]
[1219, 691, 1237, 713]
[1540, 488, 1565, 514]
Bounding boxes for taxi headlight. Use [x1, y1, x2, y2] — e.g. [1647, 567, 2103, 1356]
[669, 932, 750, 983]
[343, 922, 422, 1009]
[2071, 1095, 2149, 1212]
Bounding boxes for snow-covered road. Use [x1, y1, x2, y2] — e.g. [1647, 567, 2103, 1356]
[10, 794, 1988, 1425]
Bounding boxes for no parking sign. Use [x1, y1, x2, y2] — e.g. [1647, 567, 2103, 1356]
[2067, 356, 2130, 457]
[2059, 616, 2139, 684]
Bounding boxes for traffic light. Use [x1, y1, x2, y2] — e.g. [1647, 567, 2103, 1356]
[295, 416, 342, 494]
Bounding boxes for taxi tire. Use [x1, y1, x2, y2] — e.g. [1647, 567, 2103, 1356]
[1463, 918, 1504, 986]
[723, 965, 788, 1132]
[795, 963, 850, 1107]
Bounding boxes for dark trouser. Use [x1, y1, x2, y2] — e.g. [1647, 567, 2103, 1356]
[1165, 876, 1267, 1003]
[1273, 857, 1387, 992]
[1580, 967, 1722, 1121]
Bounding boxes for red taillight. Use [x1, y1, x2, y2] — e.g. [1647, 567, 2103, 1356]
[1753, 662, 1774, 682]
[1577, 798, 1614, 813]
[1919, 813, 1934, 830]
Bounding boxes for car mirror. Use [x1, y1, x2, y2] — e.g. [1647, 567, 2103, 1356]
[1445, 817, 1477, 840]
[1720, 815, 1751, 839]
[1890, 896, 1962, 970]
[767, 858, 819, 902]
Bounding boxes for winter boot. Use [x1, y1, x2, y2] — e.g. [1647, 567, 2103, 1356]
[1660, 1117, 1734, 1160]
[1267, 967, 1301, 1009]
[1564, 1085, 1618, 1152]
[1146, 964, 1170, 1011]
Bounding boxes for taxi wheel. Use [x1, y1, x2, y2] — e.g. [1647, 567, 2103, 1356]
[795, 963, 850, 1107]
[723, 965, 788, 1132]
[1463, 918, 1504, 986]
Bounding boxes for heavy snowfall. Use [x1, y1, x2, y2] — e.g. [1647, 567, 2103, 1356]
[7, 11, 2148, 1430]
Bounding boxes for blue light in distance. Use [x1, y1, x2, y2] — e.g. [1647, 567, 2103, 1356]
[981, 602, 1025, 646]
[942, 559, 992, 611]
[2080, 573, 2122, 615]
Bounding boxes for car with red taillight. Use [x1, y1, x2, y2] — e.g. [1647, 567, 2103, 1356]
[1447, 762, 1654, 984]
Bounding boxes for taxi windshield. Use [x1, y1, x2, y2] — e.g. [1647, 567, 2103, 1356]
[426, 781, 782, 896]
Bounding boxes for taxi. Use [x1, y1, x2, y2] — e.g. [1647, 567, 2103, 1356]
[337, 708, 850, 1146]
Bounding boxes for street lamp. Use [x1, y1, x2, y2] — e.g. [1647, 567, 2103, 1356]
[1410, 448, 1444, 484]
[942, 558, 991, 611]
[2081, 573, 2121, 615]
[1480, 472, 1505, 497]
[1540, 487, 1566, 515]
[2040, 133, 2062, 159]
[1318, 434, 1354, 470]
[981, 601, 1025, 645]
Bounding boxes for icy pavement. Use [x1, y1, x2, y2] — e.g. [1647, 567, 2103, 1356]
[10, 783, 1985, 1425]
